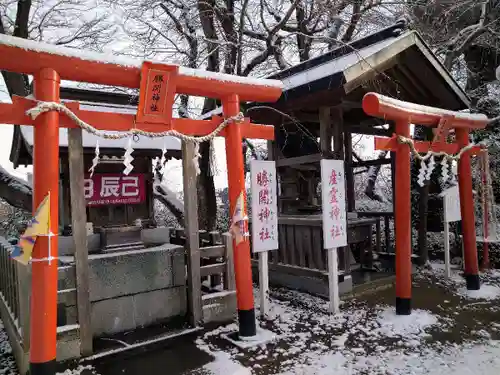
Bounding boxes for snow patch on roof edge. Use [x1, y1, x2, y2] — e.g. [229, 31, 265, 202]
[0, 34, 283, 89]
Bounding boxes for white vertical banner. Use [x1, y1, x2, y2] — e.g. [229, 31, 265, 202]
[320, 160, 348, 248]
[320, 159, 347, 314]
[250, 160, 278, 318]
[443, 185, 461, 223]
[440, 184, 461, 278]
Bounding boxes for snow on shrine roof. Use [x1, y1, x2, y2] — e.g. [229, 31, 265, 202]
[19, 100, 181, 151]
[0, 34, 283, 89]
[266, 20, 470, 108]
[20, 125, 181, 151]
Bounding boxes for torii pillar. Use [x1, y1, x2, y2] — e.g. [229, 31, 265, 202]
[363, 93, 489, 315]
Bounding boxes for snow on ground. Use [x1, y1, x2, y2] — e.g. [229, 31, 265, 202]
[457, 284, 500, 300]
[3, 264, 500, 375]
[197, 271, 500, 375]
[55, 365, 95, 375]
[374, 307, 438, 339]
[195, 326, 252, 375]
[276, 341, 500, 375]
[429, 261, 500, 300]
[0, 320, 17, 375]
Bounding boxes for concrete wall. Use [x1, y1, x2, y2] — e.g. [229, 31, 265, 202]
[58, 226, 171, 255]
[87, 244, 186, 336]
[58, 234, 101, 256]
[141, 227, 170, 246]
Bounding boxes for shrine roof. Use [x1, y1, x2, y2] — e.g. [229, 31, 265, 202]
[247, 20, 472, 130]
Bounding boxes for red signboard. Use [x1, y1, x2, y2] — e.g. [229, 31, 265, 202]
[136, 61, 178, 126]
[84, 174, 146, 206]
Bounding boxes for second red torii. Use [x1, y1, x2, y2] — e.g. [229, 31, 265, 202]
[363, 92, 489, 316]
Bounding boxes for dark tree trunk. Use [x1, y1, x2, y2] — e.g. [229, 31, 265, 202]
[364, 151, 388, 202]
[196, 98, 219, 231]
[196, 0, 220, 232]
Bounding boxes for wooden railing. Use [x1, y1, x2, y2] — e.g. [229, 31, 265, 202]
[0, 238, 20, 328]
[168, 229, 236, 323]
[248, 216, 380, 296]
[356, 211, 394, 253]
[0, 236, 31, 374]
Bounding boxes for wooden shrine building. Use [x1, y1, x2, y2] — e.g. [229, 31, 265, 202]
[10, 87, 182, 231]
[248, 20, 472, 295]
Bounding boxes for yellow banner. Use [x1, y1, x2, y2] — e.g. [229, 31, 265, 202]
[11, 194, 50, 265]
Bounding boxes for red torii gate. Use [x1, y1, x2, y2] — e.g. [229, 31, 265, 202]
[0, 35, 282, 375]
[362, 92, 489, 315]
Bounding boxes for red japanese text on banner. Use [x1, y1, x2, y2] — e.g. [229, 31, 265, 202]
[136, 62, 178, 125]
[320, 160, 347, 248]
[250, 160, 278, 253]
[84, 173, 146, 206]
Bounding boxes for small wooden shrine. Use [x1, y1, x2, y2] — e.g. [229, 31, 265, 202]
[248, 20, 473, 295]
[10, 87, 182, 230]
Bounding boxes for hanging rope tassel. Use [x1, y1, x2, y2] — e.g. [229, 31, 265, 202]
[417, 159, 427, 187]
[440, 156, 449, 186]
[160, 142, 168, 183]
[425, 155, 435, 181]
[193, 142, 201, 175]
[123, 137, 135, 175]
[89, 140, 100, 178]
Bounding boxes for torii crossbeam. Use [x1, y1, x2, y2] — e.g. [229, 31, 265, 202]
[363, 92, 489, 315]
[0, 34, 282, 375]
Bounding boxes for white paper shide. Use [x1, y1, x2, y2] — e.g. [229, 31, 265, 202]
[321, 160, 347, 249]
[251, 161, 278, 253]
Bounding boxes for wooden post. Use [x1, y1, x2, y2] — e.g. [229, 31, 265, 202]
[331, 107, 344, 160]
[182, 140, 202, 326]
[319, 107, 332, 156]
[68, 128, 93, 356]
[223, 233, 236, 291]
[16, 262, 31, 355]
[394, 119, 412, 315]
[456, 129, 480, 290]
[258, 251, 269, 318]
[443, 197, 451, 279]
[328, 248, 340, 314]
[344, 131, 355, 212]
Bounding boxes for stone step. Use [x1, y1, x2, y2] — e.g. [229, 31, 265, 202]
[57, 323, 81, 362]
[103, 243, 145, 253]
[104, 241, 144, 250]
[202, 290, 237, 323]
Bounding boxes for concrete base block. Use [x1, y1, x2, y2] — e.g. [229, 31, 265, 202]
[202, 291, 237, 324]
[141, 227, 170, 246]
[56, 326, 81, 362]
[59, 234, 101, 256]
[255, 267, 353, 298]
[88, 244, 185, 301]
[91, 286, 187, 336]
